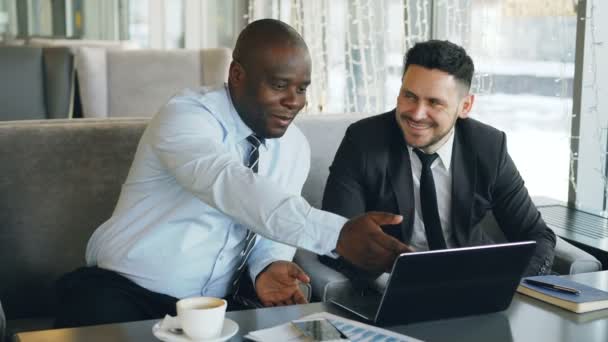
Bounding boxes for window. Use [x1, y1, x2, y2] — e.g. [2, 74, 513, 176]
[433, 0, 577, 202]
[247, 0, 577, 201]
[0, 0, 9, 39]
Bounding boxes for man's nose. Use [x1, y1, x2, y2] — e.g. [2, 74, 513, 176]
[409, 103, 427, 120]
[282, 89, 302, 109]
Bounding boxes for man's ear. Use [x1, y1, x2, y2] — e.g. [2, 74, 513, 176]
[458, 94, 475, 119]
[228, 61, 245, 86]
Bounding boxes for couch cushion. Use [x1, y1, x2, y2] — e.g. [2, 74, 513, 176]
[294, 114, 368, 208]
[200, 48, 232, 87]
[0, 118, 148, 320]
[0, 47, 47, 120]
[43, 47, 74, 119]
[76, 48, 231, 118]
[28, 38, 139, 50]
[75, 47, 109, 118]
[107, 50, 203, 117]
[0, 46, 73, 121]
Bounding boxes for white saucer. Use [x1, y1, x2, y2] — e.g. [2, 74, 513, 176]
[152, 318, 239, 342]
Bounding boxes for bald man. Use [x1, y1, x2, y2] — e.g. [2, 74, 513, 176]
[55, 19, 409, 328]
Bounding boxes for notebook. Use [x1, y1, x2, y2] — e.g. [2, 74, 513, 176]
[517, 275, 608, 313]
[331, 241, 537, 325]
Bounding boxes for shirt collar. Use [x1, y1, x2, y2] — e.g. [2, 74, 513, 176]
[407, 128, 455, 171]
[225, 84, 269, 151]
[435, 128, 454, 171]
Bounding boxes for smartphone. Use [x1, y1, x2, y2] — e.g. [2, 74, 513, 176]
[291, 319, 350, 341]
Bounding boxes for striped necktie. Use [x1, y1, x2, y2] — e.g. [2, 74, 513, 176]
[231, 134, 263, 294]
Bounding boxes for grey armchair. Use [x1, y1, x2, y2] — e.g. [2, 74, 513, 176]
[0, 46, 74, 120]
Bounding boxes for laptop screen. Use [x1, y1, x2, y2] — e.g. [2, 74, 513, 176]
[329, 241, 537, 325]
[371, 241, 536, 325]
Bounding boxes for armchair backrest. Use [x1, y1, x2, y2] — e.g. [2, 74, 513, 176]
[0, 46, 73, 120]
[294, 114, 368, 208]
[0, 118, 147, 320]
[76, 48, 231, 118]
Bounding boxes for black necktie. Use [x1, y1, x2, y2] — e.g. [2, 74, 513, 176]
[414, 149, 447, 250]
[231, 134, 263, 294]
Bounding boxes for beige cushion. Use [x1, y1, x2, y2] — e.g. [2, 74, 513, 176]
[0, 38, 25, 45]
[107, 50, 202, 117]
[76, 48, 232, 118]
[27, 38, 138, 51]
[75, 47, 108, 118]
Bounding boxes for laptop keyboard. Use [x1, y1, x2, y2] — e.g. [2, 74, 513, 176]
[538, 205, 608, 239]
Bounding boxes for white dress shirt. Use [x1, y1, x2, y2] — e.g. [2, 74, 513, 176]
[407, 130, 457, 251]
[86, 85, 346, 299]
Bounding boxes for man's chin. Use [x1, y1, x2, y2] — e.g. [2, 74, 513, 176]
[404, 136, 431, 149]
[263, 126, 289, 139]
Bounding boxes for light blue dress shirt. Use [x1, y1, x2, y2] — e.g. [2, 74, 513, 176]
[86, 85, 346, 299]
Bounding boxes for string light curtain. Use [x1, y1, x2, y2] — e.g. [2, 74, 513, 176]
[247, 0, 432, 114]
[248, 0, 577, 202]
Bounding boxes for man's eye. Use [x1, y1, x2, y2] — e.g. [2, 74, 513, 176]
[272, 83, 287, 90]
[297, 86, 308, 94]
[404, 93, 416, 101]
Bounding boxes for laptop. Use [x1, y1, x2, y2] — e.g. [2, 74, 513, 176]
[331, 241, 536, 326]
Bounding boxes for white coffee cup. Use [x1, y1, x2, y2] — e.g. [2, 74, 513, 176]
[176, 297, 227, 340]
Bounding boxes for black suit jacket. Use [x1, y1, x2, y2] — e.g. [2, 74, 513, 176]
[320, 111, 555, 283]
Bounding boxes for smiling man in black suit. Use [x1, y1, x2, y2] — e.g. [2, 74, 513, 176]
[320, 40, 556, 284]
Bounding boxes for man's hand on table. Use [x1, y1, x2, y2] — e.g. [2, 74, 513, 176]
[255, 261, 310, 307]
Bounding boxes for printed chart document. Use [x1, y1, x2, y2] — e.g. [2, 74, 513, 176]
[244, 312, 423, 342]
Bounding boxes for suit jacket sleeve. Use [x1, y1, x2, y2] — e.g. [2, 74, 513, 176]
[322, 126, 368, 217]
[492, 132, 556, 276]
[319, 126, 383, 288]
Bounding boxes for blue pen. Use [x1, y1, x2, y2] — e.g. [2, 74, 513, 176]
[524, 279, 581, 295]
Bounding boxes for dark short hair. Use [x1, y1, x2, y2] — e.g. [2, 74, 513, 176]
[404, 40, 474, 90]
[233, 19, 308, 68]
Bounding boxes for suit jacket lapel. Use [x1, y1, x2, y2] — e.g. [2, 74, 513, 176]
[387, 114, 416, 242]
[451, 122, 476, 246]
